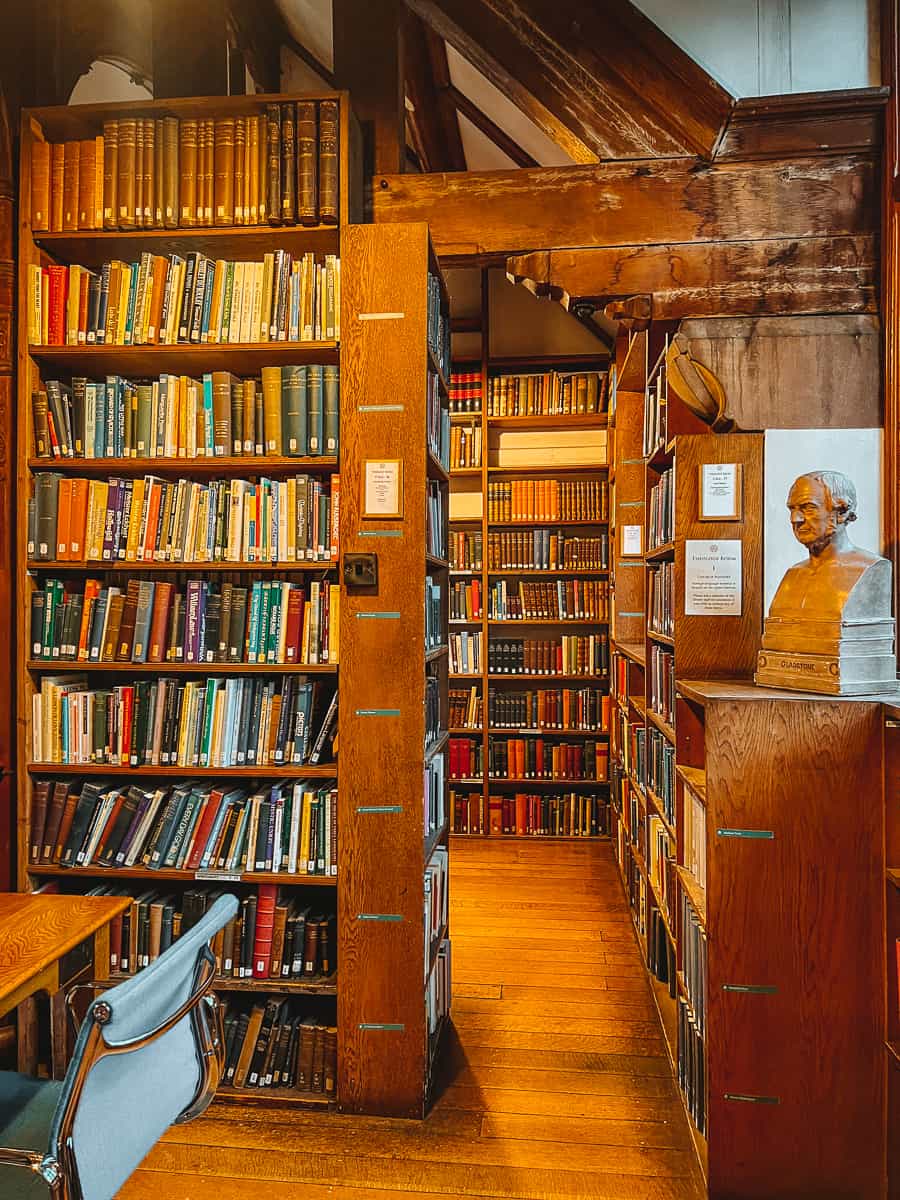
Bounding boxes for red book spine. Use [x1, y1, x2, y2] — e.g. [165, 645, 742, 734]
[284, 589, 304, 662]
[47, 265, 69, 345]
[184, 790, 225, 871]
[252, 883, 278, 979]
[119, 686, 134, 764]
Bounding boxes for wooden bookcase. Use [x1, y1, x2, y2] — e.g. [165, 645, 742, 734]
[608, 326, 888, 1195]
[884, 705, 900, 1198]
[447, 282, 611, 841]
[338, 221, 450, 1117]
[15, 96, 448, 1117]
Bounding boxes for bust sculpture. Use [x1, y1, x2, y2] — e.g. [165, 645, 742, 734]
[755, 470, 898, 694]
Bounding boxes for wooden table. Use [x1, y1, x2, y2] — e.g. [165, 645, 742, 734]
[0, 893, 131, 1071]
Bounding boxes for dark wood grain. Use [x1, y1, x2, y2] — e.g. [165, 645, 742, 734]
[715, 87, 888, 161]
[374, 154, 878, 260]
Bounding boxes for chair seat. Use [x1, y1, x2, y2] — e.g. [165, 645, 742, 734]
[0, 1071, 63, 1200]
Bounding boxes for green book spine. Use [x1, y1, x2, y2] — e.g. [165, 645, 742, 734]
[282, 365, 307, 456]
[323, 365, 338, 456]
[307, 365, 323, 455]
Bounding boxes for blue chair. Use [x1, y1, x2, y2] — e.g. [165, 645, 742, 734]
[0, 892, 238, 1200]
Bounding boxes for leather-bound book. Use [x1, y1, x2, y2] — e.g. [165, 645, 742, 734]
[265, 103, 282, 225]
[252, 883, 278, 979]
[233, 117, 246, 225]
[260, 365, 284, 454]
[211, 370, 236, 456]
[62, 141, 80, 231]
[116, 118, 137, 230]
[42, 781, 72, 863]
[142, 117, 155, 228]
[116, 579, 142, 660]
[102, 120, 118, 229]
[296, 101, 318, 225]
[133, 120, 144, 229]
[280, 101, 296, 223]
[318, 99, 339, 224]
[257, 114, 267, 223]
[248, 115, 260, 223]
[153, 118, 164, 227]
[179, 118, 198, 228]
[201, 119, 215, 226]
[162, 116, 178, 228]
[281, 365, 307, 456]
[233, 1003, 265, 1089]
[31, 389, 50, 457]
[77, 139, 95, 229]
[29, 779, 51, 863]
[50, 142, 65, 232]
[214, 118, 235, 226]
[31, 139, 50, 231]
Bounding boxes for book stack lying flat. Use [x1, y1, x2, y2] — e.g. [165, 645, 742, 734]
[31, 778, 338, 874]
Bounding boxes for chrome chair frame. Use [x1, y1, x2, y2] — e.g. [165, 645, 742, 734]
[0, 945, 225, 1199]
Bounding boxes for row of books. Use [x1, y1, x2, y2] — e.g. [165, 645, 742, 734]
[427, 371, 450, 470]
[487, 635, 609, 677]
[648, 468, 674, 551]
[33, 366, 339, 461]
[487, 479, 608, 524]
[450, 579, 482, 622]
[649, 644, 676, 726]
[647, 813, 671, 923]
[681, 890, 707, 1038]
[625, 719, 646, 790]
[678, 998, 706, 1137]
[487, 370, 608, 417]
[448, 738, 483, 781]
[647, 904, 676, 1000]
[451, 790, 608, 837]
[426, 481, 447, 560]
[33, 676, 338, 769]
[427, 940, 451, 1045]
[648, 561, 674, 638]
[449, 687, 482, 730]
[30, 472, 339, 565]
[450, 370, 482, 414]
[425, 576, 444, 654]
[449, 531, 482, 572]
[427, 274, 451, 384]
[682, 780, 706, 889]
[450, 420, 482, 470]
[486, 578, 609, 622]
[223, 1002, 336, 1094]
[612, 653, 630, 707]
[487, 530, 609, 572]
[424, 848, 449, 981]
[487, 737, 609, 782]
[643, 362, 667, 458]
[488, 688, 611, 732]
[425, 676, 442, 750]
[30, 778, 337, 875]
[647, 727, 675, 826]
[86, 885, 334, 981]
[30, 578, 338, 667]
[29, 251, 339, 348]
[30, 101, 340, 233]
[450, 631, 482, 676]
[424, 752, 446, 844]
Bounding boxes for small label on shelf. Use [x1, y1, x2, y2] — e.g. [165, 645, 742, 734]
[716, 828, 774, 840]
[357, 913, 404, 922]
[358, 1022, 405, 1031]
[356, 805, 403, 814]
[196, 870, 242, 882]
[722, 984, 778, 994]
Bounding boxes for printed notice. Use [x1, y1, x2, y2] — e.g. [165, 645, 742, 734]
[685, 539, 742, 616]
[699, 462, 742, 521]
[363, 459, 403, 518]
[622, 525, 642, 557]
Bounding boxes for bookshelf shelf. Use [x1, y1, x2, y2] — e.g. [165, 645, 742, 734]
[27, 455, 338, 476]
[27, 863, 337, 886]
[645, 785, 676, 840]
[424, 820, 449, 866]
[487, 414, 609, 430]
[487, 568, 609, 577]
[217, 1085, 332, 1107]
[487, 673, 609, 682]
[94, 973, 339, 996]
[647, 629, 675, 647]
[487, 727, 609, 737]
[645, 541, 676, 561]
[34, 225, 340, 264]
[449, 467, 482, 477]
[27, 763, 337, 778]
[449, 673, 481, 681]
[889, 1042, 900, 1068]
[487, 463, 608, 475]
[888, 867, 900, 889]
[486, 619, 608, 627]
[487, 776, 609, 787]
[425, 645, 449, 663]
[425, 555, 449, 571]
[427, 452, 450, 484]
[675, 764, 707, 803]
[675, 865, 707, 927]
[448, 727, 482, 736]
[27, 341, 340, 376]
[428, 347, 450, 394]
[616, 641, 646, 667]
[424, 732, 449, 762]
[26, 661, 338, 674]
[646, 707, 676, 744]
[27, 560, 337, 573]
[486, 519, 608, 528]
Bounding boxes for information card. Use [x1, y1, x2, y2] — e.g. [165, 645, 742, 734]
[684, 539, 742, 616]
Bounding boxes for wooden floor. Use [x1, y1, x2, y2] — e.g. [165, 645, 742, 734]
[119, 839, 704, 1200]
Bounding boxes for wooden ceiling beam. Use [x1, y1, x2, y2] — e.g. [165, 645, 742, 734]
[407, 0, 733, 161]
[420, 23, 467, 172]
[404, 10, 459, 172]
[447, 84, 538, 168]
[374, 152, 878, 259]
[333, 0, 405, 175]
[506, 236, 878, 322]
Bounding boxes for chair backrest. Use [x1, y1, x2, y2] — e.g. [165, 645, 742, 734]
[47, 893, 238, 1200]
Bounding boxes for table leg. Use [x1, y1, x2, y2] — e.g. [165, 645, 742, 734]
[16, 996, 39, 1074]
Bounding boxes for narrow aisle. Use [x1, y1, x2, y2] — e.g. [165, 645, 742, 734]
[120, 839, 704, 1200]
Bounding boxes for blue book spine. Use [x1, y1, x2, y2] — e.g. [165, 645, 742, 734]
[202, 374, 214, 457]
[124, 263, 139, 345]
[199, 796, 231, 869]
[247, 582, 262, 664]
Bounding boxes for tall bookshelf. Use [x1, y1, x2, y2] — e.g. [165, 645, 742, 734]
[447, 281, 612, 840]
[15, 96, 448, 1117]
[884, 707, 900, 1198]
[607, 328, 887, 1195]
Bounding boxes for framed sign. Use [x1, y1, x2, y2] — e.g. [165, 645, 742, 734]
[621, 524, 642, 557]
[699, 462, 742, 521]
[685, 539, 742, 616]
[363, 459, 403, 519]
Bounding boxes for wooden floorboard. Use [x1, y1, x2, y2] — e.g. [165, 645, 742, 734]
[118, 839, 704, 1200]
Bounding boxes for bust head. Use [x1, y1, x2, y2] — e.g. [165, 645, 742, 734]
[787, 471, 857, 558]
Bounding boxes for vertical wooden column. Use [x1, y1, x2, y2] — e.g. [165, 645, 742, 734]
[338, 221, 435, 1117]
[333, 0, 406, 177]
[0, 89, 14, 891]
